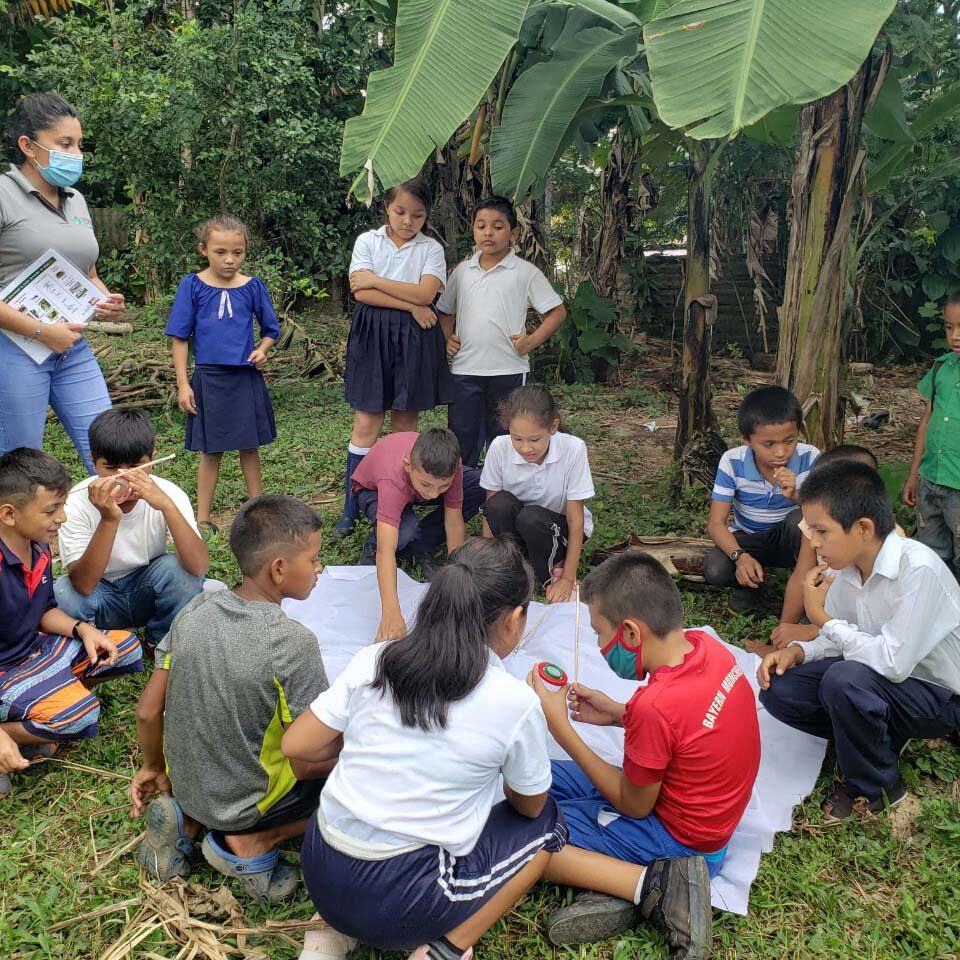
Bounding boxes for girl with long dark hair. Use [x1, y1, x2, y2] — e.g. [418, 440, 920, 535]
[282, 537, 566, 960]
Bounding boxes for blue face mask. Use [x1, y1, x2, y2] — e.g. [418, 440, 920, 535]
[33, 141, 83, 189]
[601, 623, 645, 681]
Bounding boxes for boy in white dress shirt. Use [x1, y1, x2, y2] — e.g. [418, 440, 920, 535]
[758, 461, 960, 822]
[438, 196, 566, 467]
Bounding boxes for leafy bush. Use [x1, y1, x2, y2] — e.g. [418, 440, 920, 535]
[8, 1, 384, 303]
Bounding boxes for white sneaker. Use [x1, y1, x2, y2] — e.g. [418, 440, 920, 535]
[300, 924, 358, 960]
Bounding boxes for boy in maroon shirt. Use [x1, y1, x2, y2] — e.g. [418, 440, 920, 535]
[529, 551, 761, 959]
[350, 427, 482, 641]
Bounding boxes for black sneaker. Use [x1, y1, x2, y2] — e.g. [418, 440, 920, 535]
[638, 856, 712, 960]
[546, 891, 638, 945]
[822, 779, 907, 824]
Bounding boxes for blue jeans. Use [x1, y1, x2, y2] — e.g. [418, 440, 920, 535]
[357, 467, 484, 563]
[549, 760, 727, 878]
[917, 476, 960, 581]
[54, 554, 204, 643]
[0, 334, 111, 474]
[759, 657, 960, 799]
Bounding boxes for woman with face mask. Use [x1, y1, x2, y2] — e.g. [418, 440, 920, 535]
[0, 92, 123, 473]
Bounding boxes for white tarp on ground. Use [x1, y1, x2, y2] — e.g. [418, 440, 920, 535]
[284, 567, 828, 915]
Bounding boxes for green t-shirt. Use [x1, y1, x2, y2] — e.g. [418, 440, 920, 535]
[918, 352, 960, 490]
[157, 590, 328, 832]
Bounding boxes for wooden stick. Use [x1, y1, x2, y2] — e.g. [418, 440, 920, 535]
[89, 831, 145, 877]
[46, 899, 142, 933]
[36, 755, 132, 781]
[574, 581, 581, 684]
[113, 453, 177, 478]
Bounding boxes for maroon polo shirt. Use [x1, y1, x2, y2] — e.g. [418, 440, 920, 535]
[0, 538, 56, 671]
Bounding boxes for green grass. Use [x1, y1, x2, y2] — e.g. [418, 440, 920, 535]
[4, 329, 960, 959]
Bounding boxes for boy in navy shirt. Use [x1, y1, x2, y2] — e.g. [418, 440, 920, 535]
[0, 449, 141, 797]
[704, 386, 819, 613]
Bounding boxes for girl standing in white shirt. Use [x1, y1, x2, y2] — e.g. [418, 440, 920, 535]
[282, 537, 566, 960]
[481, 384, 595, 602]
[335, 179, 449, 537]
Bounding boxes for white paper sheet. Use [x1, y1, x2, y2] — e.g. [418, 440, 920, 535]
[284, 568, 828, 915]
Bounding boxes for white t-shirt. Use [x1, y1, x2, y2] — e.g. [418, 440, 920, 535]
[310, 643, 552, 858]
[58, 475, 201, 582]
[480, 433, 595, 537]
[348, 225, 446, 286]
[436, 251, 563, 376]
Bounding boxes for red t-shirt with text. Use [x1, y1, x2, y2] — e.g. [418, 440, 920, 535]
[622, 630, 760, 851]
[350, 432, 464, 528]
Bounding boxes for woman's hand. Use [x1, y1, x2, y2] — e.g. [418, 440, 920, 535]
[37, 322, 85, 353]
[93, 292, 126, 319]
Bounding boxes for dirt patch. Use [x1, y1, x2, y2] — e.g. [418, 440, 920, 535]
[888, 795, 923, 841]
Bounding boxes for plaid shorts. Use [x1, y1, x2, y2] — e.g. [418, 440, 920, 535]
[0, 631, 142, 741]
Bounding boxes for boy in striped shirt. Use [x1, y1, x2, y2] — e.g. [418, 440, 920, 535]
[704, 386, 819, 613]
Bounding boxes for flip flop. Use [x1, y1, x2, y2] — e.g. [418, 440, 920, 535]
[138, 795, 196, 881]
[201, 830, 300, 903]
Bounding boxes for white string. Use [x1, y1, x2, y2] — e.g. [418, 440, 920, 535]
[574, 581, 581, 685]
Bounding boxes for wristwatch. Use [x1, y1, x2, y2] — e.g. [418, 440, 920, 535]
[729, 549, 744, 563]
[71, 620, 92, 640]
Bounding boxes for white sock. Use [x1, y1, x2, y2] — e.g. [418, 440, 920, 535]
[300, 926, 358, 960]
[632, 867, 647, 905]
[348, 443, 371, 456]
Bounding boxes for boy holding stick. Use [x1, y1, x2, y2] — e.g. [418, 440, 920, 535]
[55, 408, 208, 648]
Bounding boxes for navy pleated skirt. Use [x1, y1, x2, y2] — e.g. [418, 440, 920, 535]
[344, 304, 452, 413]
[185, 364, 277, 454]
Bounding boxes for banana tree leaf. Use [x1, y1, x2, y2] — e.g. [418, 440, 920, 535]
[623, 0, 683, 21]
[340, 0, 530, 203]
[741, 104, 798, 146]
[567, 0, 642, 28]
[491, 24, 640, 199]
[643, 0, 896, 140]
[868, 84, 960, 193]
[864, 68, 913, 144]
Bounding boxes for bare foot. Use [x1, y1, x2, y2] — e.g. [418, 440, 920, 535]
[744, 639, 775, 657]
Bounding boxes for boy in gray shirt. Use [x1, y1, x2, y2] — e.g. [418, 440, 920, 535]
[130, 495, 336, 902]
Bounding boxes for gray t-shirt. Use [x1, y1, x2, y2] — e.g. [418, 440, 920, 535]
[0, 164, 99, 289]
[157, 590, 328, 832]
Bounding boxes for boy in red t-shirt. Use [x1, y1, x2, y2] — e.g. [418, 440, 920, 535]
[350, 427, 482, 641]
[530, 550, 761, 958]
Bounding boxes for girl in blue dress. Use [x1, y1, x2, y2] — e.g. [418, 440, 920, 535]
[166, 214, 280, 532]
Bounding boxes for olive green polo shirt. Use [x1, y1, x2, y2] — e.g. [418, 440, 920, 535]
[0, 164, 99, 289]
[919, 352, 960, 490]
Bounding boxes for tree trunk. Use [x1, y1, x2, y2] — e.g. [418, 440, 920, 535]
[675, 138, 725, 487]
[775, 53, 884, 448]
[588, 125, 639, 301]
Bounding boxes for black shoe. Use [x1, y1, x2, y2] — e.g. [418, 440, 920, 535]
[727, 587, 764, 616]
[547, 891, 638, 945]
[638, 856, 712, 960]
[822, 778, 907, 824]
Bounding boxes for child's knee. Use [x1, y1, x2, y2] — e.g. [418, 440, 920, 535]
[702, 547, 735, 586]
[53, 574, 101, 620]
[819, 659, 877, 707]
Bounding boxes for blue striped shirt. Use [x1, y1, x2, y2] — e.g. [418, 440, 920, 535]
[712, 443, 820, 533]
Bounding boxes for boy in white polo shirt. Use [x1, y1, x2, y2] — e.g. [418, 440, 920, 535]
[438, 196, 566, 467]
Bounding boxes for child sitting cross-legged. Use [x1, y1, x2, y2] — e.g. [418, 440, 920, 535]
[704, 385, 819, 614]
[55, 408, 209, 649]
[130, 495, 334, 902]
[529, 551, 761, 958]
[0, 449, 142, 798]
[351, 427, 483, 640]
[758, 461, 960, 823]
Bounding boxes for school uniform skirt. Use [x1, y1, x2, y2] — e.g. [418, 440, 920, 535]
[344, 304, 453, 413]
[185, 364, 277, 454]
[301, 798, 567, 951]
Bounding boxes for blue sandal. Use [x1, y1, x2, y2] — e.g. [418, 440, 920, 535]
[201, 830, 300, 903]
[138, 795, 196, 881]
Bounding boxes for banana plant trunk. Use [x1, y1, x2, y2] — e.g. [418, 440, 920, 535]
[675, 138, 724, 487]
[776, 55, 880, 448]
[589, 127, 639, 300]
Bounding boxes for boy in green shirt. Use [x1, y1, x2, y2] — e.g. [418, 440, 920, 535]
[903, 293, 960, 581]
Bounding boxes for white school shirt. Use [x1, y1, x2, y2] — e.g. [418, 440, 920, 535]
[436, 250, 563, 376]
[793, 532, 960, 693]
[480, 433, 595, 537]
[348, 225, 447, 286]
[58, 475, 201, 582]
[310, 643, 552, 859]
